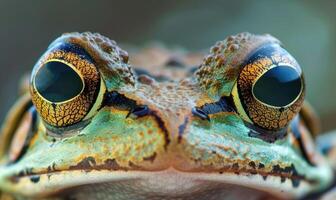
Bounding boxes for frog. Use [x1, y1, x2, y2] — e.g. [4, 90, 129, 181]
[0, 32, 335, 200]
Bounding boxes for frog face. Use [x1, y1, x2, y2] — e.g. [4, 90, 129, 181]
[0, 32, 333, 200]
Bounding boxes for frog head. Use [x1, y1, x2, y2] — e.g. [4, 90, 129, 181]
[0, 32, 332, 200]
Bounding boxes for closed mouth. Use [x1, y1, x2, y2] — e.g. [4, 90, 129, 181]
[6, 162, 315, 200]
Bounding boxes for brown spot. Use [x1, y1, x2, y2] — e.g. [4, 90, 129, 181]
[148, 111, 170, 150]
[96, 159, 126, 171]
[281, 176, 286, 183]
[258, 163, 265, 169]
[143, 152, 157, 163]
[248, 161, 256, 170]
[69, 157, 96, 172]
[231, 163, 239, 171]
[30, 175, 40, 183]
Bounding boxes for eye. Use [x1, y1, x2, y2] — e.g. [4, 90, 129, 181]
[34, 60, 84, 102]
[252, 65, 302, 107]
[30, 42, 106, 127]
[232, 43, 305, 130]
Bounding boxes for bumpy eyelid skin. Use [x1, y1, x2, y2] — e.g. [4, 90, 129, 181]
[195, 32, 280, 100]
[196, 33, 305, 130]
[49, 32, 136, 92]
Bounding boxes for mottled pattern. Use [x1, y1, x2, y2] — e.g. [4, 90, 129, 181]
[61, 32, 135, 90]
[0, 32, 334, 200]
[196, 32, 279, 98]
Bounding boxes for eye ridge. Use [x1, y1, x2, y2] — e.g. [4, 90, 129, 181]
[251, 64, 303, 108]
[33, 59, 85, 104]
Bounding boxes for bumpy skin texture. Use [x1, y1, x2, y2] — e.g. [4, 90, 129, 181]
[0, 32, 334, 200]
[196, 33, 278, 98]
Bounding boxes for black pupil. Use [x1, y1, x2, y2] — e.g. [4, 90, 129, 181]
[34, 61, 83, 102]
[252, 66, 302, 107]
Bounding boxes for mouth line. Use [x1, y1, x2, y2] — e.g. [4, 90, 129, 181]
[10, 162, 313, 188]
[7, 168, 310, 200]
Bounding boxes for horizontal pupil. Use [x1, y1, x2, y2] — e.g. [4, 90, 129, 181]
[252, 66, 302, 107]
[34, 61, 83, 102]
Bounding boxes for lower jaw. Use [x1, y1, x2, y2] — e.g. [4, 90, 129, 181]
[9, 168, 308, 200]
[51, 180, 282, 200]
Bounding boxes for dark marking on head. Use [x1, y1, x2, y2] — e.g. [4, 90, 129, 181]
[102, 92, 170, 149]
[232, 163, 239, 171]
[127, 105, 150, 118]
[196, 96, 235, 116]
[258, 163, 265, 169]
[148, 111, 170, 150]
[103, 91, 137, 110]
[69, 157, 96, 172]
[192, 107, 210, 121]
[97, 159, 126, 170]
[292, 179, 300, 188]
[249, 161, 256, 170]
[271, 164, 305, 188]
[51, 103, 56, 110]
[128, 161, 142, 170]
[178, 117, 189, 142]
[262, 175, 267, 180]
[30, 175, 40, 183]
[246, 122, 287, 143]
[290, 116, 315, 166]
[281, 176, 286, 183]
[69, 157, 131, 171]
[143, 152, 157, 163]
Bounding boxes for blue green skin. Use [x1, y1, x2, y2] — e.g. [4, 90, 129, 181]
[0, 32, 333, 199]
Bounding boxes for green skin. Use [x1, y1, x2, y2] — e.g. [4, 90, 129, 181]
[0, 32, 334, 200]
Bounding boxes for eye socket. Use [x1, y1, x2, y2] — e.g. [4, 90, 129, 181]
[30, 42, 106, 127]
[232, 44, 305, 130]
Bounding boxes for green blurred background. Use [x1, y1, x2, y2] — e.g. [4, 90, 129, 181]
[0, 0, 335, 131]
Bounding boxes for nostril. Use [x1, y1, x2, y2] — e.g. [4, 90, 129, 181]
[192, 107, 210, 121]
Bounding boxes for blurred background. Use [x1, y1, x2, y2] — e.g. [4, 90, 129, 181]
[0, 0, 335, 132]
